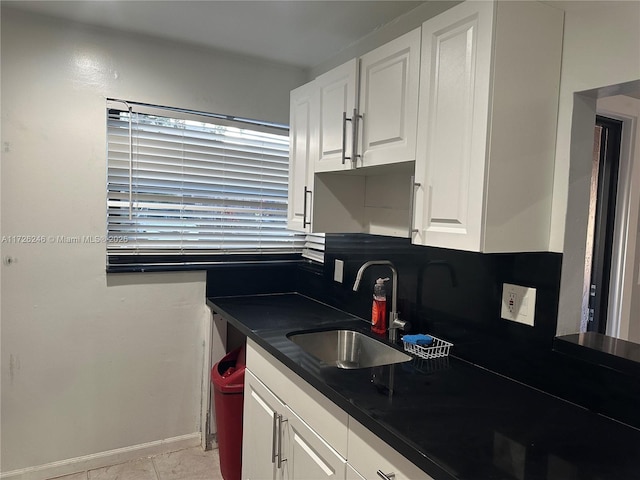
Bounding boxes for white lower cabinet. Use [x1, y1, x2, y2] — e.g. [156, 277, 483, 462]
[347, 419, 434, 480]
[285, 407, 346, 479]
[346, 464, 366, 480]
[243, 340, 348, 480]
[243, 339, 432, 480]
[243, 370, 285, 480]
[243, 370, 346, 480]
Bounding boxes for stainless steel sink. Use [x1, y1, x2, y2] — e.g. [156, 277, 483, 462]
[288, 329, 411, 369]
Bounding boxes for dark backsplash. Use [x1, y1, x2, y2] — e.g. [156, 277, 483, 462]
[298, 234, 562, 347]
[206, 233, 640, 429]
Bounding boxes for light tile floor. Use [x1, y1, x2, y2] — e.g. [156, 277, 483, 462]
[49, 447, 222, 480]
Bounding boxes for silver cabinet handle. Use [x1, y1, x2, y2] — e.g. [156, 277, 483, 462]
[276, 414, 288, 469]
[342, 109, 363, 166]
[271, 412, 278, 464]
[351, 108, 362, 168]
[409, 176, 421, 237]
[303, 187, 312, 229]
[377, 470, 396, 480]
[341, 112, 351, 165]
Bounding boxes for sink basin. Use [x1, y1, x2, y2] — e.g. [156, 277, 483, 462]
[288, 329, 411, 369]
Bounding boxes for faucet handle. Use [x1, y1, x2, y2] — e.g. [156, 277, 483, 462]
[389, 317, 411, 343]
[391, 317, 410, 332]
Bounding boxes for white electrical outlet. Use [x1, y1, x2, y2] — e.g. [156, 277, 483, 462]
[501, 283, 536, 326]
[334, 259, 344, 283]
[507, 292, 516, 314]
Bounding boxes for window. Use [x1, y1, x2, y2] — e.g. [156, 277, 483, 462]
[106, 100, 305, 271]
[302, 233, 325, 264]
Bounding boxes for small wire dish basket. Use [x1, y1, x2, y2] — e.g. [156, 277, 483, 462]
[403, 335, 453, 360]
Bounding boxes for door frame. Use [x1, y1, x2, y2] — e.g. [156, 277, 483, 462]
[598, 102, 640, 339]
[588, 115, 623, 333]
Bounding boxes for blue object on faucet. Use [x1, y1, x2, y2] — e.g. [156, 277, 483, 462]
[402, 334, 434, 346]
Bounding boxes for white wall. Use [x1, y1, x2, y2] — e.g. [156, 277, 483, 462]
[552, 1, 640, 335]
[549, 0, 640, 251]
[308, 1, 461, 78]
[0, 7, 306, 476]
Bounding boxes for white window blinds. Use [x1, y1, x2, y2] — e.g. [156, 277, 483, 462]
[106, 100, 305, 269]
[302, 233, 325, 264]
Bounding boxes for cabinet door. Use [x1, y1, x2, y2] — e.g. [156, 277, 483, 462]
[284, 407, 346, 480]
[287, 81, 318, 232]
[243, 371, 285, 480]
[413, 1, 494, 251]
[359, 28, 421, 168]
[348, 419, 434, 480]
[247, 339, 349, 458]
[315, 59, 358, 173]
[346, 464, 366, 480]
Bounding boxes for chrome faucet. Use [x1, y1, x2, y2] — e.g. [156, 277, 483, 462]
[353, 260, 410, 342]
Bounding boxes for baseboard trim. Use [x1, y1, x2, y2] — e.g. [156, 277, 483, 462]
[0, 432, 201, 480]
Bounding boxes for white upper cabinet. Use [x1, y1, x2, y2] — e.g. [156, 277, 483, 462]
[287, 81, 318, 232]
[314, 28, 421, 173]
[412, 0, 563, 252]
[290, 0, 562, 247]
[315, 59, 358, 173]
[358, 28, 421, 168]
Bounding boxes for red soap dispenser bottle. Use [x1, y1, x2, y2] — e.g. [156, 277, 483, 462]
[371, 277, 389, 335]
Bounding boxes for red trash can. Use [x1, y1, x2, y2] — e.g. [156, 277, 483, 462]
[211, 345, 246, 480]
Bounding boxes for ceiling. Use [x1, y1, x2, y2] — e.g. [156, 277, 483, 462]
[4, 0, 426, 69]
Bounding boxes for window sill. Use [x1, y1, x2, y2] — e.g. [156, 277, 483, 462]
[107, 254, 306, 273]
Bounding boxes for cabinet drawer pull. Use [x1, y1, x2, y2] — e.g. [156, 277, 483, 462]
[377, 470, 396, 480]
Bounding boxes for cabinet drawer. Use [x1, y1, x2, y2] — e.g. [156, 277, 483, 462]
[348, 419, 433, 480]
[246, 339, 349, 457]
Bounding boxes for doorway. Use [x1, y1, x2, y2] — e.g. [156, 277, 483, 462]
[584, 115, 623, 334]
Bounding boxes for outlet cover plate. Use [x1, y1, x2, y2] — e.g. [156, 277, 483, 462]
[334, 259, 344, 283]
[501, 283, 536, 326]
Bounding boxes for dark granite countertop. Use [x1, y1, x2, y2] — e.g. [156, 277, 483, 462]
[554, 332, 640, 378]
[207, 293, 640, 480]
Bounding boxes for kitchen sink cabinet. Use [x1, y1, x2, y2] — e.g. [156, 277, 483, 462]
[245, 340, 349, 456]
[411, 0, 563, 252]
[285, 405, 346, 479]
[243, 371, 285, 480]
[244, 339, 435, 480]
[243, 370, 346, 480]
